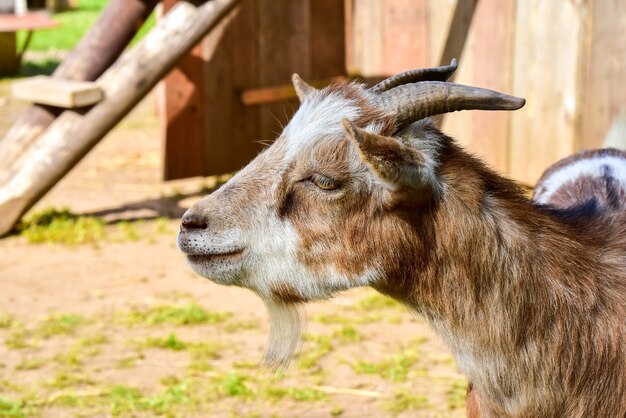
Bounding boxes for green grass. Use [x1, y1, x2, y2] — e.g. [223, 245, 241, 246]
[16, 0, 155, 53]
[18, 207, 175, 246]
[446, 380, 468, 410]
[0, 397, 26, 418]
[19, 208, 105, 246]
[352, 339, 427, 382]
[37, 313, 84, 338]
[121, 303, 232, 327]
[143, 333, 188, 351]
[384, 389, 430, 415]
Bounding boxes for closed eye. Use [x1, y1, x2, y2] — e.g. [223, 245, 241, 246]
[310, 173, 340, 191]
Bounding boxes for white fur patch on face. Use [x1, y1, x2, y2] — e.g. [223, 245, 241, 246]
[283, 91, 361, 160]
[247, 214, 380, 301]
[534, 156, 626, 204]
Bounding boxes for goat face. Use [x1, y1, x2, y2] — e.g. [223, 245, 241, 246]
[177, 64, 524, 365]
[178, 81, 405, 304]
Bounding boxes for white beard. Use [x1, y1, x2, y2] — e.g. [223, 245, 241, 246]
[263, 300, 305, 369]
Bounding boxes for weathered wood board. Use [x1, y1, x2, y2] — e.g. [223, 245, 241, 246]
[12, 76, 103, 108]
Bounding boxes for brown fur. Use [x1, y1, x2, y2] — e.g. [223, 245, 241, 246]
[276, 108, 626, 415]
[183, 82, 626, 416]
[534, 148, 626, 211]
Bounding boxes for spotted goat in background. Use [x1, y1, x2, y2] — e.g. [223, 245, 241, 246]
[178, 60, 626, 417]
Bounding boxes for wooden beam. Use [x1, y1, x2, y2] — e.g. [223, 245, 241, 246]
[0, 32, 18, 76]
[240, 76, 346, 106]
[12, 76, 103, 108]
[0, 0, 242, 236]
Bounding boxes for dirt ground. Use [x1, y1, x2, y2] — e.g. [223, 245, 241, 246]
[0, 83, 467, 417]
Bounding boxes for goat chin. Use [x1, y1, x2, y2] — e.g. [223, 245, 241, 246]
[263, 300, 305, 369]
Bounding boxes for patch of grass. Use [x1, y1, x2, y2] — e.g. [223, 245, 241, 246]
[222, 319, 260, 333]
[332, 325, 362, 344]
[188, 342, 222, 372]
[299, 334, 333, 369]
[16, 356, 48, 371]
[46, 371, 96, 390]
[37, 313, 84, 338]
[219, 372, 251, 397]
[352, 340, 426, 382]
[121, 303, 231, 326]
[0, 313, 14, 329]
[20, 59, 60, 77]
[264, 386, 327, 403]
[4, 328, 32, 350]
[154, 217, 173, 235]
[446, 380, 468, 410]
[383, 389, 430, 415]
[107, 385, 145, 415]
[16, 0, 153, 53]
[143, 333, 188, 351]
[145, 380, 194, 414]
[0, 397, 26, 418]
[312, 313, 352, 325]
[116, 221, 140, 241]
[19, 208, 105, 246]
[354, 293, 402, 311]
[331, 406, 344, 416]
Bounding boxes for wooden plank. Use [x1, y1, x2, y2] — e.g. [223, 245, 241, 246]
[509, 0, 587, 184]
[241, 76, 346, 106]
[257, 0, 297, 142]
[199, 0, 261, 177]
[0, 32, 18, 76]
[429, 0, 456, 65]
[0, 13, 58, 31]
[438, 0, 478, 70]
[579, 0, 626, 150]
[381, 0, 429, 73]
[310, 0, 345, 78]
[12, 76, 103, 108]
[442, 0, 515, 175]
[0, 0, 242, 236]
[351, 0, 383, 76]
[161, 0, 207, 180]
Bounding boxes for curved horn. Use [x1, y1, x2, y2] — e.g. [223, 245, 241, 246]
[376, 81, 525, 127]
[369, 59, 458, 93]
[292, 73, 317, 102]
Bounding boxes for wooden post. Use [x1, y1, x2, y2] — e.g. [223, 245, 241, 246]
[0, 0, 159, 185]
[0, 32, 18, 76]
[0, 0, 241, 236]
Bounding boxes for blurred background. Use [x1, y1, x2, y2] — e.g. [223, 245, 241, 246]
[0, 0, 624, 417]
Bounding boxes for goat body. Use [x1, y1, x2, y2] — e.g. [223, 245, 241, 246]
[177, 64, 626, 417]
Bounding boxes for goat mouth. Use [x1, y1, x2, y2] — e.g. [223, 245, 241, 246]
[187, 249, 246, 263]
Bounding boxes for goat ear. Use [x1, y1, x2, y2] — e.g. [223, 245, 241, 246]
[292, 73, 316, 102]
[342, 119, 441, 200]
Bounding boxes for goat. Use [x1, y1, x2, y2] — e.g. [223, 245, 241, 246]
[177, 61, 626, 417]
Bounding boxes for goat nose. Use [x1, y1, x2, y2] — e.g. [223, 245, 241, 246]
[180, 212, 208, 232]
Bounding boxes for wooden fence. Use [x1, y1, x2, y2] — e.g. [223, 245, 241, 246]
[162, 0, 626, 185]
[348, 0, 626, 184]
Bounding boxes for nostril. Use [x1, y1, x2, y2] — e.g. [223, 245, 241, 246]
[181, 213, 208, 231]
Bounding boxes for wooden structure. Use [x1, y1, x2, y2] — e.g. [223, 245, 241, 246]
[12, 76, 102, 107]
[0, 12, 58, 76]
[164, 0, 625, 185]
[0, 0, 240, 236]
[161, 0, 346, 180]
[347, 0, 626, 185]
